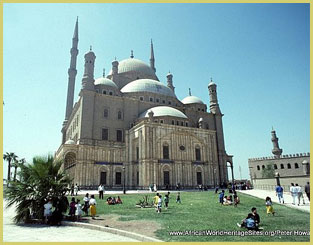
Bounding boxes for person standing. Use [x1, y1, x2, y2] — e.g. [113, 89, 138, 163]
[164, 194, 169, 209]
[83, 193, 90, 216]
[89, 195, 97, 219]
[176, 192, 181, 204]
[74, 183, 79, 196]
[157, 195, 163, 213]
[70, 184, 74, 196]
[275, 184, 284, 204]
[295, 184, 305, 205]
[98, 184, 104, 199]
[305, 182, 310, 201]
[75, 199, 82, 221]
[153, 183, 157, 192]
[290, 183, 296, 205]
[265, 197, 275, 215]
[44, 199, 53, 224]
[219, 190, 225, 205]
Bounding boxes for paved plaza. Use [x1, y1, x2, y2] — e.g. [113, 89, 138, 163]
[238, 189, 310, 213]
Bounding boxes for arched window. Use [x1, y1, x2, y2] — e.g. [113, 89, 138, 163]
[274, 164, 278, 169]
[103, 108, 109, 118]
[257, 165, 260, 170]
[280, 164, 284, 169]
[163, 144, 169, 159]
[262, 165, 265, 170]
[295, 163, 299, 169]
[195, 147, 201, 161]
[287, 163, 291, 169]
[117, 110, 122, 120]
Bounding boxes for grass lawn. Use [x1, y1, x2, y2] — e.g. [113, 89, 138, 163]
[71, 191, 310, 242]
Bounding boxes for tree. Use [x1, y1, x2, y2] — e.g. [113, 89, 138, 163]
[5, 155, 72, 223]
[3, 152, 18, 187]
[12, 158, 26, 182]
[262, 164, 275, 178]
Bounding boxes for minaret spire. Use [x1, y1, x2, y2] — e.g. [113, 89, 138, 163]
[64, 18, 79, 124]
[189, 88, 192, 96]
[271, 128, 283, 157]
[150, 39, 156, 72]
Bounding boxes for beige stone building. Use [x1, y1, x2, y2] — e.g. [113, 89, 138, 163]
[55, 19, 233, 189]
[248, 129, 310, 191]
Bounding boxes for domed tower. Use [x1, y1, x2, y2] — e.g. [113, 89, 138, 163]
[81, 47, 96, 91]
[271, 128, 283, 157]
[208, 78, 221, 115]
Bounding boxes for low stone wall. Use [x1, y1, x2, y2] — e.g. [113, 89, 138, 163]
[252, 176, 310, 192]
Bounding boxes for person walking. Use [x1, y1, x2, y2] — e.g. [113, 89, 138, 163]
[70, 184, 74, 196]
[290, 183, 296, 205]
[164, 194, 169, 209]
[98, 184, 104, 199]
[43, 199, 53, 224]
[157, 195, 163, 213]
[219, 190, 225, 205]
[275, 184, 284, 204]
[295, 184, 305, 205]
[305, 182, 310, 201]
[89, 195, 97, 219]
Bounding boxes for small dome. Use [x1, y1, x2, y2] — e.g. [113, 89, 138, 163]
[181, 96, 204, 105]
[65, 139, 75, 145]
[111, 58, 155, 76]
[94, 77, 118, 88]
[139, 106, 188, 119]
[208, 81, 216, 86]
[121, 79, 176, 98]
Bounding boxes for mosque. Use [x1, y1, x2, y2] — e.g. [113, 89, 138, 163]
[55, 19, 234, 189]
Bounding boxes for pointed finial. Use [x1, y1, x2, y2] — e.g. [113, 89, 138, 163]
[210, 77, 213, 82]
[130, 50, 134, 58]
[114, 56, 117, 61]
[272, 126, 274, 131]
[151, 38, 153, 44]
[189, 88, 191, 96]
[90, 45, 92, 51]
[76, 16, 78, 22]
[103, 68, 105, 77]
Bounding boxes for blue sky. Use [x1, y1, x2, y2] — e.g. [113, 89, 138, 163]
[3, 3, 310, 181]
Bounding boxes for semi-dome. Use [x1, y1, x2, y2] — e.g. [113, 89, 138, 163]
[181, 95, 204, 104]
[65, 139, 75, 145]
[113, 58, 155, 76]
[139, 106, 188, 119]
[121, 79, 176, 98]
[94, 77, 118, 88]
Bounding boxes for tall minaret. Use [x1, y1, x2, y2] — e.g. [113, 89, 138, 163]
[81, 46, 96, 91]
[271, 128, 283, 157]
[64, 17, 79, 124]
[208, 78, 221, 114]
[150, 39, 156, 72]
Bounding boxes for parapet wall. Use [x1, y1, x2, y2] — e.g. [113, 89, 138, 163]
[248, 152, 310, 162]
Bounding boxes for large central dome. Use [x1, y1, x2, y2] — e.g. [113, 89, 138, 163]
[113, 58, 155, 76]
[121, 79, 176, 98]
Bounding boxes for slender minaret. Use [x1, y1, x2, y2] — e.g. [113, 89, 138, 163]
[271, 128, 283, 157]
[150, 39, 156, 72]
[64, 17, 79, 124]
[81, 46, 96, 91]
[208, 78, 221, 114]
[166, 71, 175, 92]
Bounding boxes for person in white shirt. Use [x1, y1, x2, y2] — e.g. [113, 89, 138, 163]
[98, 184, 104, 199]
[75, 199, 83, 220]
[83, 193, 90, 216]
[290, 183, 297, 205]
[74, 183, 79, 196]
[295, 183, 305, 206]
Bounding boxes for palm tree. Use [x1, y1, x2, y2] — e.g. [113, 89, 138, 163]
[12, 158, 26, 182]
[5, 155, 72, 223]
[3, 152, 18, 186]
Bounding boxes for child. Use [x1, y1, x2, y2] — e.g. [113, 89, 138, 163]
[176, 192, 181, 204]
[69, 197, 76, 220]
[245, 213, 256, 230]
[157, 195, 163, 213]
[89, 195, 97, 219]
[43, 199, 53, 224]
[164, 194, 169, 209]
[75, 199, 82, 221]
[265, 196, 275, 215]
[219, 190, 225, 205]
[83, 193, 90, 216]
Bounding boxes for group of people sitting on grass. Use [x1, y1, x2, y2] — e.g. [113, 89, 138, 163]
[218, 190, 240, 207]
[106, 196, 123, 205]
[237, 207, 262, 230]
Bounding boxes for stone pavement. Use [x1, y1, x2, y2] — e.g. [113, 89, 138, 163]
[3, 200, 140, 242]
[238, 189, 310, 213]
